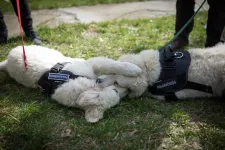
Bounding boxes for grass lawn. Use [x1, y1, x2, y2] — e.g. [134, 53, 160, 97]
[1, 12, 225, 150]
[0, 0, 151, 13]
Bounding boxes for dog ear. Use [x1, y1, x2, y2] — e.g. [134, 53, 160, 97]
[76, 90, 103, 107]
[84, 106, 104, 123]
[77, 90, 105, 123]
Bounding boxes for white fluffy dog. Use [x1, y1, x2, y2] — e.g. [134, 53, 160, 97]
[99, 43, 225, 100]
[0, 45, 142, 122]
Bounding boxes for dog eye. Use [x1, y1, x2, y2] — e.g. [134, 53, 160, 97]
[113, 89, 118, 93]
[96, 78, 103, 84]
[114, 81, 118, 85]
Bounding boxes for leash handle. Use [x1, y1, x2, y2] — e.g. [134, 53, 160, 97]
[16, 0, 28, 70]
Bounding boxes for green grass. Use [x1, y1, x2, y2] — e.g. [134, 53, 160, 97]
[1, 12, 225, 150]
[0, 0, 150, 13]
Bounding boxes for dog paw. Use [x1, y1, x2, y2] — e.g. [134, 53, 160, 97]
[128, 92, 139, 98]
[85, 107, 104, 123]
[120, 62, 142, 76]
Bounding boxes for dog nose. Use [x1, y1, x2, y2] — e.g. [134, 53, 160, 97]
[96, 78, 103, 84]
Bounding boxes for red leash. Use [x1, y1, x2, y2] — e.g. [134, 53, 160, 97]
[16, 0, 28, 70]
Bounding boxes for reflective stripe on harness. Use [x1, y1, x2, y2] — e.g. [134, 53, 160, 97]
[148, 47, 213, 101]
[38, 62, 81, 95]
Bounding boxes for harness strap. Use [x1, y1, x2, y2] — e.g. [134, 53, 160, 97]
[161, 61, 176, 79]
[165, 93, 178, 101]
[163, 81, 213, 101]
[161, 47, 176, 79]
[184, 81, 213, 94]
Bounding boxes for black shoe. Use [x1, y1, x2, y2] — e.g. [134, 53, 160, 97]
[25, 30, 42, 45]
[169, 37, 189, 50]
[205, 36, 222, 48]
[205, 40, 218, 48]
[0, 27, 8, 44]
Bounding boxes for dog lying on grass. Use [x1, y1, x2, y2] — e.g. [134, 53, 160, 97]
[0, 45, 142, 122]
[99, 43, 225, 100]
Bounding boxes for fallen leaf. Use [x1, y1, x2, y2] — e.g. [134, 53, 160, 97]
[128, 129, 137, 136]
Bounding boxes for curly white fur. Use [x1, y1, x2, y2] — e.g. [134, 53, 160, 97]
[0, 45, 142, 122]
[99, 43, 225, 100]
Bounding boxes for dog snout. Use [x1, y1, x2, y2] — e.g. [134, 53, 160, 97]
[114, 81, 118, 86]
[115, 86, 129, 98]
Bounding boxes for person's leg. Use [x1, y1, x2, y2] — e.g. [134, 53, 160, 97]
[10, 0, 42, 45]
[221, 27, 225, 43]
[169, 0, 195, 50]
[0, 9, 8, 43]
[205, 0, 225, 47]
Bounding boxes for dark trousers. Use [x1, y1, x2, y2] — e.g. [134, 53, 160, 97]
[0, 0, 33, 31]
[175, 0, 225, 47]
[0, 9, 6, 30]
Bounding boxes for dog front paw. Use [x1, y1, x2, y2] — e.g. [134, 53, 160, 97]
[120, 62, 142, 76]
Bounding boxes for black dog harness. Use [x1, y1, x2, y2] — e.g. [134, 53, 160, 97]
[148, 47, 213, 101]
[38, 62, 81, 95]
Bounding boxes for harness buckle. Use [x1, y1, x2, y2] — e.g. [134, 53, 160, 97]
[51, 63, 65, 73]
[174, 52, 184, 59]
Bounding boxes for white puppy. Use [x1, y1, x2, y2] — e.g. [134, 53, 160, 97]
[99, 43, 225, 100]
[0, 45, 142, 122]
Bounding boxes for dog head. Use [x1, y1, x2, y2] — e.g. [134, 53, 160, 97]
[76, 85, 128, 123]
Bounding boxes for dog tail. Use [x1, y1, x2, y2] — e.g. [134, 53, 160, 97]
[0, 60, 8, 71]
